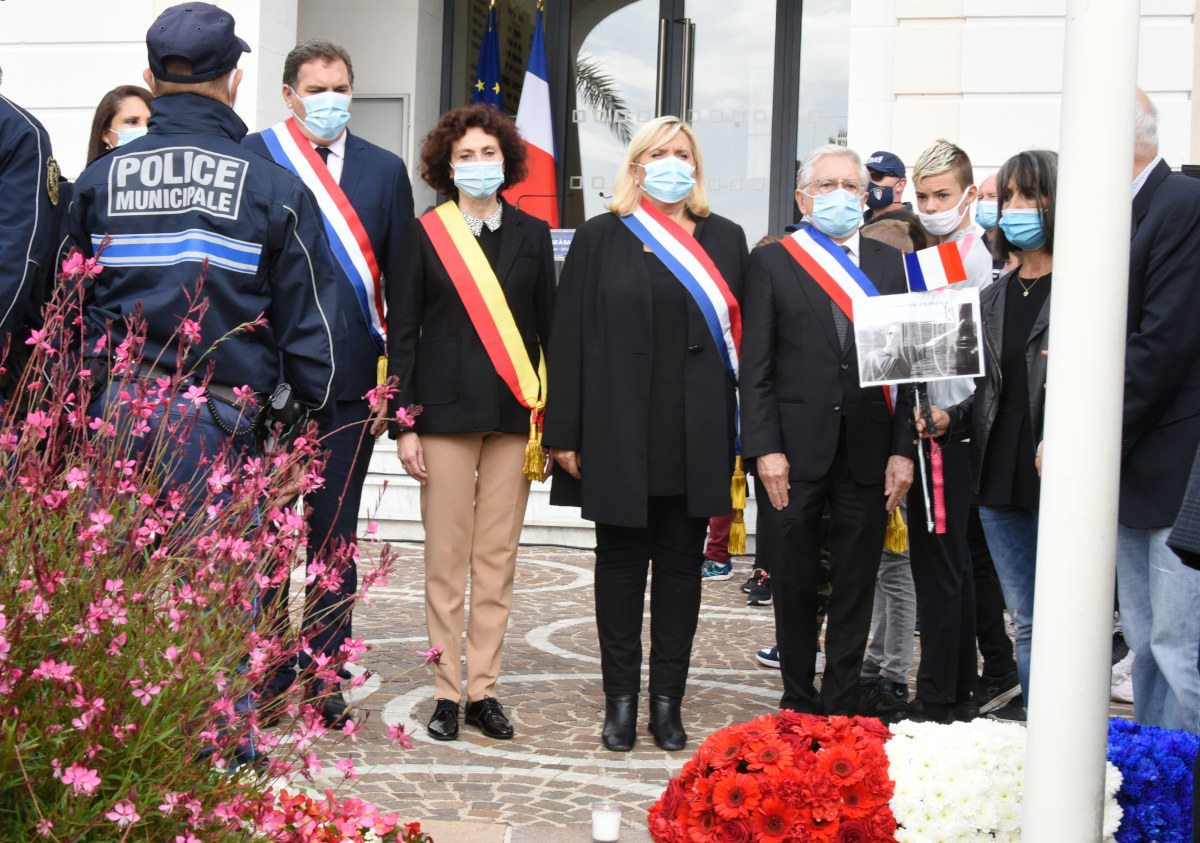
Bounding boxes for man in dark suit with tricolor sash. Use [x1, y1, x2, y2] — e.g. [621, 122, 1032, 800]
[244, 39, 414, 726]
[741, 144, 915, 716]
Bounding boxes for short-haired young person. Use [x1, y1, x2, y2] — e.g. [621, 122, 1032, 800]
[902, 140, 1019, 722]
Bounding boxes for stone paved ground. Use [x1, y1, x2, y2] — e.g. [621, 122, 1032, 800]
[299, 541, 1133, 842]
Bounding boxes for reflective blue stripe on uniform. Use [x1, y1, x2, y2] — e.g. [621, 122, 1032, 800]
[93, 229, 262, 274]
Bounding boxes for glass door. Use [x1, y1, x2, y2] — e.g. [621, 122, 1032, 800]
[563, 0, 777, 240]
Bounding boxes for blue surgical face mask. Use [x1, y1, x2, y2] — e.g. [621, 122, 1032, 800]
[637, 156, 696, 204]
[115, 126, 148, 147]
[292, 89, 352, 142]
[975, 199, 998, 231]
[998, 207, 1046, 250]
[810, 189, 864, 239]
[453, 160, 505, 201]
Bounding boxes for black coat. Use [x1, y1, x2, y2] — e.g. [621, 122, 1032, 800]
[739, 235, 914, 484]
[542, 211, 748, 527]
[386, 201, 555, 436]
[1120, 160, 1200, 529]
[945, 270, 1050, 494]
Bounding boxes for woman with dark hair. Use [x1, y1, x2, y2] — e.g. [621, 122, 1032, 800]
[542, 116, 747, 751]
[918, 149, 1058, 707]
[387, 104, 554, 743]
[86, 86, 152, 164]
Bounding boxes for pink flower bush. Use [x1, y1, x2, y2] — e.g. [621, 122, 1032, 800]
[0, 258, 428, 841]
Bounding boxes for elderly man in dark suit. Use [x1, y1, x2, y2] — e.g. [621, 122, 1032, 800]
[1115, 89, 1200, 734]
[244, 38, 414, 726]
[741, 144, 914, 715]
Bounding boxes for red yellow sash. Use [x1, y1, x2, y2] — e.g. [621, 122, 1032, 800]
[419, 202, 548, 480]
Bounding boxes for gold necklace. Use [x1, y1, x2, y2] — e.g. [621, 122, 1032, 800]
[1018, 272, 1048, 297]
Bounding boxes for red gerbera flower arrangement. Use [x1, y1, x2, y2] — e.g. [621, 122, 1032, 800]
[648, 712, 898, 843]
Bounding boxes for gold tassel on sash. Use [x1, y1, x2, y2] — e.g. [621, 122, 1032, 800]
[884, 505, 908, 553]
[523, 409, 547, 482]
[727, 455, 747, 555]
[376, 355, 388, 386]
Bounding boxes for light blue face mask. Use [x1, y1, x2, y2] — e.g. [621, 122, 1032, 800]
[998, 207, 1046, 250]
[293, 89, 352, 141]
[638, 156, 696, 204]
[975, 200, 998, 231]
[453, 160, 505, 201]
[115, 126, 148, 147]
[810, 189, 864, 239]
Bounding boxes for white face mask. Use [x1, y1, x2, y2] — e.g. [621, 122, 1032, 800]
[917, 190, 972, 236]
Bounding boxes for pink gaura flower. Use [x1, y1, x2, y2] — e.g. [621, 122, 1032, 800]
[418, 643, 443, 666]
[35, 818, 52, 837]
[387, 722, 414, 749]
[32, 659, 75, 682]
[335, 756, 358, 778]
[233, 384, 257, 408]
[61, 251, 103, 279]
[180, 319, 202, 344]
[182, 384, 206, 406]
[105, 799, 140, 827]
[41, 490, 70, 510]
[59, 762, 101, 794]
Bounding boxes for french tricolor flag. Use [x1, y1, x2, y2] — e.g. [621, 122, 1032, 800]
[503, 5, 559, 227]
[904, 234, 976, 292]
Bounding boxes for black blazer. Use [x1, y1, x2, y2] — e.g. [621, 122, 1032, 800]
[1120, 159, 1200, 529]
[739, 235, 915, 485]
[386, 201, 555, 436]
[243, 129, 415, 403]
[542, 211, 749, 528]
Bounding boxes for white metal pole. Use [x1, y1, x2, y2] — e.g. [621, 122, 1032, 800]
[1022, 0, 1139, 839]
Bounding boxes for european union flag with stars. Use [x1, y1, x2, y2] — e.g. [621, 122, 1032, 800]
[473, 4, 502, 109]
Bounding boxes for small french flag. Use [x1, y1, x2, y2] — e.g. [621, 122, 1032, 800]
[904, 235, 975, 292]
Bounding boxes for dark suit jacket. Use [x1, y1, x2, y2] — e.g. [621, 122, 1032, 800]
[1120, 159, 1200, 529]
[542, 211, 749, 527]
[740, 234, 915, 485]
[386, 200, 555, 436]
[243, 129, 415, 403]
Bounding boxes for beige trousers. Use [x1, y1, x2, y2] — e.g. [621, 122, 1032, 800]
[420, 431, 531, 702]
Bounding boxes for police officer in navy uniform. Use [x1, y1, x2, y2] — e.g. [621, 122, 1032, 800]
[0, 66, 61, 395]
[64, 4, 341, 511]
[244, 39, 414, 727]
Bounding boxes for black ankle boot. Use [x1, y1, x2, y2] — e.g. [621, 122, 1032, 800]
[648, 694, 687, 751]
[602, 694, 637, 751]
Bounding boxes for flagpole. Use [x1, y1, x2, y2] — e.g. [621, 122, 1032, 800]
[1021, 0, 1138, 838]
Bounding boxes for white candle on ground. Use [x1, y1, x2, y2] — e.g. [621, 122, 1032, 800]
[591, 802, 621, 841]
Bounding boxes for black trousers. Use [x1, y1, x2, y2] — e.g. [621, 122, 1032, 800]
[753, 476, 778, 573]
[770, 432, 888, 715]
[594, 495, 708, 697]
[265, 398, 376, 693]
[908, 440, 977, 706]
[969, 505, 1019, 681]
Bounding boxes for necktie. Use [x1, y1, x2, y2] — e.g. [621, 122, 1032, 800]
[831, 245, 852, 348]
[315, 146, 331, 164]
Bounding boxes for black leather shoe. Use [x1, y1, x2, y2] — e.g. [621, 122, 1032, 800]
[648, 694, 687, 751]
[427, 698, 460, 741]
[602, 694, 637, 752]
[464, 697, 514, 740]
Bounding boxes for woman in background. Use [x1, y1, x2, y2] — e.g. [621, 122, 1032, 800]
[85, 85, 152, 165]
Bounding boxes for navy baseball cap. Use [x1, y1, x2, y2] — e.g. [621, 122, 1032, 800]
[147, 3, 250, 83]
[866, 151, 906, 178]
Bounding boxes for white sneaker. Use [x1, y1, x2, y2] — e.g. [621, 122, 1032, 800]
[1110, 651, 1134, 702]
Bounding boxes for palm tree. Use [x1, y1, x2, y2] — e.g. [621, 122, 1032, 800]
[575, 55, 632, 145]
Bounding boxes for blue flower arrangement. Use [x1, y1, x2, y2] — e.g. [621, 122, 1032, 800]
[1107, 717, 1197, 842]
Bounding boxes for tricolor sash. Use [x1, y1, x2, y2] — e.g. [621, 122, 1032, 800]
[419, 202, 548, 480]
[618, 199, 748, 551]
[618, 198, 742, 383]
[260, 118, 387, 352]
[781, 226, 896, 416]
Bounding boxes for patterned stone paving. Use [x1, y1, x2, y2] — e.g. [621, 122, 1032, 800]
[301, 542, 1133, 842]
